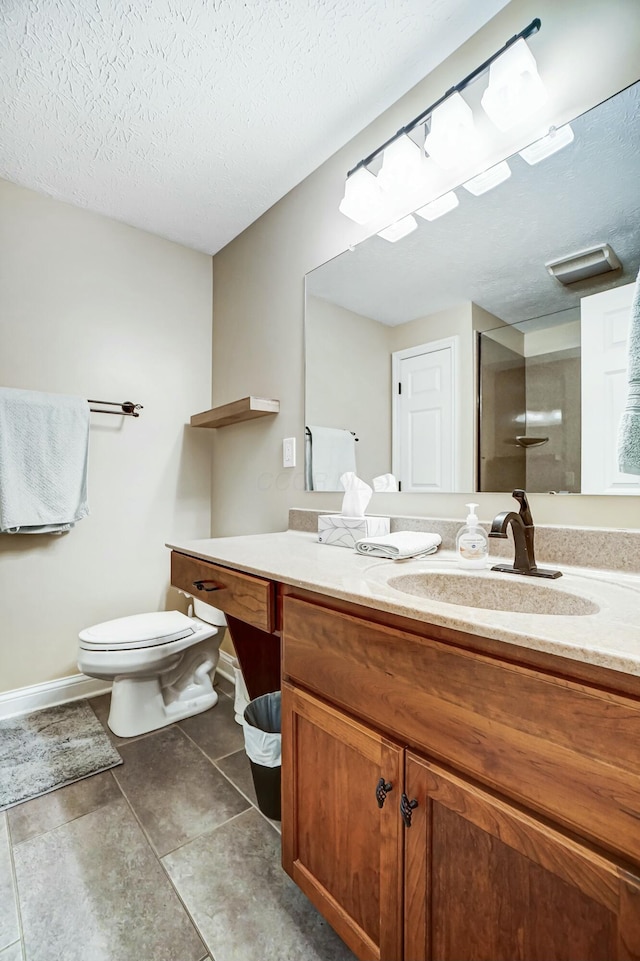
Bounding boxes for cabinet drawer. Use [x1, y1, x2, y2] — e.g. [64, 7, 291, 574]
[171, 550, 275, 633]
[282, 595, 640, 865]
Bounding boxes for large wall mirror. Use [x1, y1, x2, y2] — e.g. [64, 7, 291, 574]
[305, 80, 640, 495]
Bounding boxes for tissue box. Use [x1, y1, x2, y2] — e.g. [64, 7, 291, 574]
[318, 514, 390, 549]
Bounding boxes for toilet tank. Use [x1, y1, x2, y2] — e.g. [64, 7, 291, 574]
[192, 596, 228, 626]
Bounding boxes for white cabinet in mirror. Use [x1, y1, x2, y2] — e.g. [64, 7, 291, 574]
[304, 80, 640, 495]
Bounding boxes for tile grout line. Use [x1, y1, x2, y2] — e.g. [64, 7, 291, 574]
[83, 688, 250, 958]
[151, 725, 266, 842]
[6, 771, 122, 849]
[176, 723, 246, 769]
[160, 807, 256, 860]
[174, 726, 281, 831]
[106, 751, 213, 961]
[175, 708, 282, 835]
[109, 735, 253, 860]
[211, 759, 283, 835]
[0, 941, 23, 961]
[4, 813, 26, 961]
[6, 687, 234, 961]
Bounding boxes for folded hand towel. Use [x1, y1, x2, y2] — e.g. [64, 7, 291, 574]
[355, 531, 441, 559]
[618, 269, 640, 475]
[0, 387, 90, 534]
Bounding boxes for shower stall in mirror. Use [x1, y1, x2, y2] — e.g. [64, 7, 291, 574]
[477, 312, 581, 494]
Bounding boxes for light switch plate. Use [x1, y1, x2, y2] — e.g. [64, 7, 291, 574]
[283, 437, 296, 468]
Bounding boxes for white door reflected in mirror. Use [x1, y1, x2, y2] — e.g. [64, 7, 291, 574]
[392, 338, 458, 493]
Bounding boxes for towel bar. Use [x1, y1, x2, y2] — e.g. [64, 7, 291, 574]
[88, 400, 143, 417]
[305, 426, 358, 441]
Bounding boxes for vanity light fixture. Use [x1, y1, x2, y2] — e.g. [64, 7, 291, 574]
[415, 191, 459, 222]
[519, 123, 575, 165]
[424, 92, 479, 170]
[462, 160, 511, 196]
[338, 17, 542, 225]
[377, 134, 433, 208]
[338, 166, 386, 225]
[377, 215, 418, 243]
[480, 37, 547, 131]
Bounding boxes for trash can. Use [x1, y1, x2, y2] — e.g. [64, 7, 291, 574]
[243, 691, 281, 820]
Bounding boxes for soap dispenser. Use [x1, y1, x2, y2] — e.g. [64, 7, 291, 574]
[456, 503, 489, 569]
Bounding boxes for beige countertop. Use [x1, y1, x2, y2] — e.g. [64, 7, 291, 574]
[167, 530, 640, 678]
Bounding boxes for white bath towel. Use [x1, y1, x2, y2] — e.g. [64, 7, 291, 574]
[0, 387, 90, 534]
[355, 531, 442, 559]
[618, 269, 640, 475]
[306, 425, 357, 491]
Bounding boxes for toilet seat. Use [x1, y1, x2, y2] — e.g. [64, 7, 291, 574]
[79, 610, 196, 651]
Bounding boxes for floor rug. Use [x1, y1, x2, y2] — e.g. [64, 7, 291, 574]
[0, 699, 122, 811]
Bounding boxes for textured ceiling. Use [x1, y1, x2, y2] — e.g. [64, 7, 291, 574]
[307, 82, 640, 326]
[0, 0, 509, 254]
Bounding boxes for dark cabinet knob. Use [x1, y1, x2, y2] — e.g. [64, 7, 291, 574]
[400, 792, 418, 827]
[376, 777, 393, 808]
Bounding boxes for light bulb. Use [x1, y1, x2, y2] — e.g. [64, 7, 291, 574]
[519, 124, 575, 165]
[377, 215, 418, 243]
[424, 93, 479, 170]
[338, 167, 385, 224]
[481, 38, 547, 132]
[378, 134, 433, 207]
[415, 191, 459, 222]
[463, 160, 511, 196]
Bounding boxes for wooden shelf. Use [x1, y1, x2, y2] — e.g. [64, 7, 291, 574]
[190, 396, 280, 429]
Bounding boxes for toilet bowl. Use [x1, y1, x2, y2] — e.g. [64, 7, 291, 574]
[78, 598, 227, 738]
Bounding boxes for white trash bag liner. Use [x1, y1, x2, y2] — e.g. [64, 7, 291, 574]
[243, 692, 281, 768]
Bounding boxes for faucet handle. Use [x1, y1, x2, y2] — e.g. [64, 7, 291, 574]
[512, 489, 533, 526]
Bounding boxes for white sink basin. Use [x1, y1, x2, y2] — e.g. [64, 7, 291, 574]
[386, 571, 600, 616]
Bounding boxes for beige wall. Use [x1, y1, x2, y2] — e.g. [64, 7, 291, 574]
[525, 317, 581, 356]
[210, 0, 640, 533]
[0, 180, 213, 694]
[305, 296, 391, 484]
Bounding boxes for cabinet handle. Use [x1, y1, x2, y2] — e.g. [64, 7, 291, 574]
[400, 792, 418, 827]
[375, 778, 393, 808]
[192, 579, 223, 592]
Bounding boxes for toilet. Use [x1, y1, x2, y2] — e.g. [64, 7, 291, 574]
[78, 597, 227, 738]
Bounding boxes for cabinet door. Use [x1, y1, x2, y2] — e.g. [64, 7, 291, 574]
[282, 682, 404, 961]
[404, 753, 640, 961]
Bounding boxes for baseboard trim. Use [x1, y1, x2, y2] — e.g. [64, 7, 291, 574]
[0, 674, 112, 721]
[216, 650, 236, 685]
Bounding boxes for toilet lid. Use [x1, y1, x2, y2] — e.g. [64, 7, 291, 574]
[79, 611, 195, 650]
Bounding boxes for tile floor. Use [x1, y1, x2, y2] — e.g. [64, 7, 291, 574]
[0, 678, 356, 961]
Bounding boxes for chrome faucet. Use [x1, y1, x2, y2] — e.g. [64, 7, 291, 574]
[489, 490, 562, 579]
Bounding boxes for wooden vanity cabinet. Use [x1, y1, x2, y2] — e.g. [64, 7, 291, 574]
[281, 591, 640, 961]
[169, 551, 640, 959]
[405, 756, 640, 961]
[171, 550, 275, 632]
[282, 682, 404, 961]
